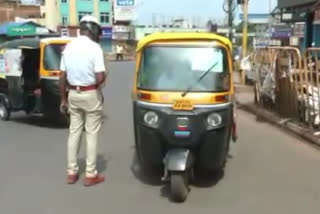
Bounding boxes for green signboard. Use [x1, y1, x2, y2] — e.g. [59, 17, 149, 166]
[7, 24, 36, 36]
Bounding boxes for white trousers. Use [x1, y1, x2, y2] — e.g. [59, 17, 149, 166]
[67, 89, 103, 177]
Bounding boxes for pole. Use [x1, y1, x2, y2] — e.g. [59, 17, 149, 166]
[268, 0, 272, 45]
[241, 0, 248, 84]
[242, 0, 248, 59]
[228, 0, 233, 42]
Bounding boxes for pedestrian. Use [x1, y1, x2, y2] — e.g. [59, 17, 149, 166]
[116, 43, 123, 61]
[59, 15, 107, 186]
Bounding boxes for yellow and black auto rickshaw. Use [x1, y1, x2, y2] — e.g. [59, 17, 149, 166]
[0, 37, 72, 124]
[132, 32, 237, 202]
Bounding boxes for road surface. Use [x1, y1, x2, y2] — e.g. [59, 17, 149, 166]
[0, 61, 319, 213]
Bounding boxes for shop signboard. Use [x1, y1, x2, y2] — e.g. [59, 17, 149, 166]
[112, 25, 133, 40]
[113, 25, 131, 33]
[117, 0, 134, 6]
[102, 27, 113, 39]
[281, 10, 308, 22]
[271, 25, 292, 38]
[112, 32, 130, 40]
[7, 24, 36, 36]
[114, 0, 136, 22]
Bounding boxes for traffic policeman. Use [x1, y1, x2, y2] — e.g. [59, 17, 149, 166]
[59, 15, 107, 186]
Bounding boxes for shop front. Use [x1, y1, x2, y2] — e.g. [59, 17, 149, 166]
[271, 25, 293, 46]
[101, 27, 112, 52]
[112, 25, 134, 41]
[277, 0, 318, 49]
[312, 8, 320, 47]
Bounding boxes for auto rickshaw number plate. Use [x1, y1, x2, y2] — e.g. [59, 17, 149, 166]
[173, 99, 194, 111]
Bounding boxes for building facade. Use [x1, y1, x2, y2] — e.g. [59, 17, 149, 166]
[277, 0, 319, 50]
[43, 0, 59, 31]
[59, 0, 112, 28]
[55, 0, 113, 51]
[0, 0, 42, 24]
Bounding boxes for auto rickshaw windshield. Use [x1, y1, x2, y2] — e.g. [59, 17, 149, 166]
[137, 45, 230, 92]
[44, 44, 67, 71]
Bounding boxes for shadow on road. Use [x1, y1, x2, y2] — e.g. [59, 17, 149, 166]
[159, 169, 225, 203]
[130, 147, 226, 202]
[192, 168, 225, 188]
[130, 151, 163, 186]
[78, 154, 108, 174]
[11, 115, 68, 129]
[11, 113, 108, 129]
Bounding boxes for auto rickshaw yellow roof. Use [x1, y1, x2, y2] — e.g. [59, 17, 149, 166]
[136, 32, 232, 52]
[40, 37, 74, 44]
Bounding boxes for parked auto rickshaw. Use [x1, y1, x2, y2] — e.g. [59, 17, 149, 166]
[132, 32, 237, 202]
[0, 37, 72, 124]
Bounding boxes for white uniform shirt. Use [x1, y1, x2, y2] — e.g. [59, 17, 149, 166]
[60, 36, 106, 86]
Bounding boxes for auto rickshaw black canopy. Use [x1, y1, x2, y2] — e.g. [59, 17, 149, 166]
[0, 38, 40, 50]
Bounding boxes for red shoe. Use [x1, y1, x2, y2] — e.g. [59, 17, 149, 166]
[84, 174, 105, 186]
[67, 174, 79, 184]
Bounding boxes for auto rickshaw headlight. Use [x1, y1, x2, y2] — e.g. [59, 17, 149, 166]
[207, 113, 222, 128]
[144, 111, 159, 128]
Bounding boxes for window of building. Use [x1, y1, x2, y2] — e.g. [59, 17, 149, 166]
[62, 16, 68, 26]
[61, 0, 67, 3]
[100, 12, 110, 24]
[78, 12, 92, 22]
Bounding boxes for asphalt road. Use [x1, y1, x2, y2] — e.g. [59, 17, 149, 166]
[0, 61, 319, 213]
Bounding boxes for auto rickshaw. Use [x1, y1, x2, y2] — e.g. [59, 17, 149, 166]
[0, 37, 72, 124]
[132, 32, 237, 202]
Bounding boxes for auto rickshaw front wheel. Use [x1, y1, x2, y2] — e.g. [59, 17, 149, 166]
[0, 100, 10, 121]
[170, 172, 189, 202]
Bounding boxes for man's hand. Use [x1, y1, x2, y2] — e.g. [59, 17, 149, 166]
[96, 72, 106, 88]
[60, 99, 68, 114]
[59, 71, 68, 114]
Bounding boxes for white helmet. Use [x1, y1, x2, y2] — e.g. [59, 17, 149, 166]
[79, 15, 102, 42]
[80, 15, 100, 26]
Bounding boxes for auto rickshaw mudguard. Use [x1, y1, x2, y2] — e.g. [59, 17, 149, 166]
[197, 125, 231, 171]
[163, 149, 194, 171]
[0, 93, 10, 108]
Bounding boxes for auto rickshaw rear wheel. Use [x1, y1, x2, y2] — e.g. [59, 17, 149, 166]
[170, 172, 189, 202]
[0, 100, 10, 121]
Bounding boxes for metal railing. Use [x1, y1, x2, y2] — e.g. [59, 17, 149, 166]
[299, 48, 320, 128]
[251, 47, 320, 127]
